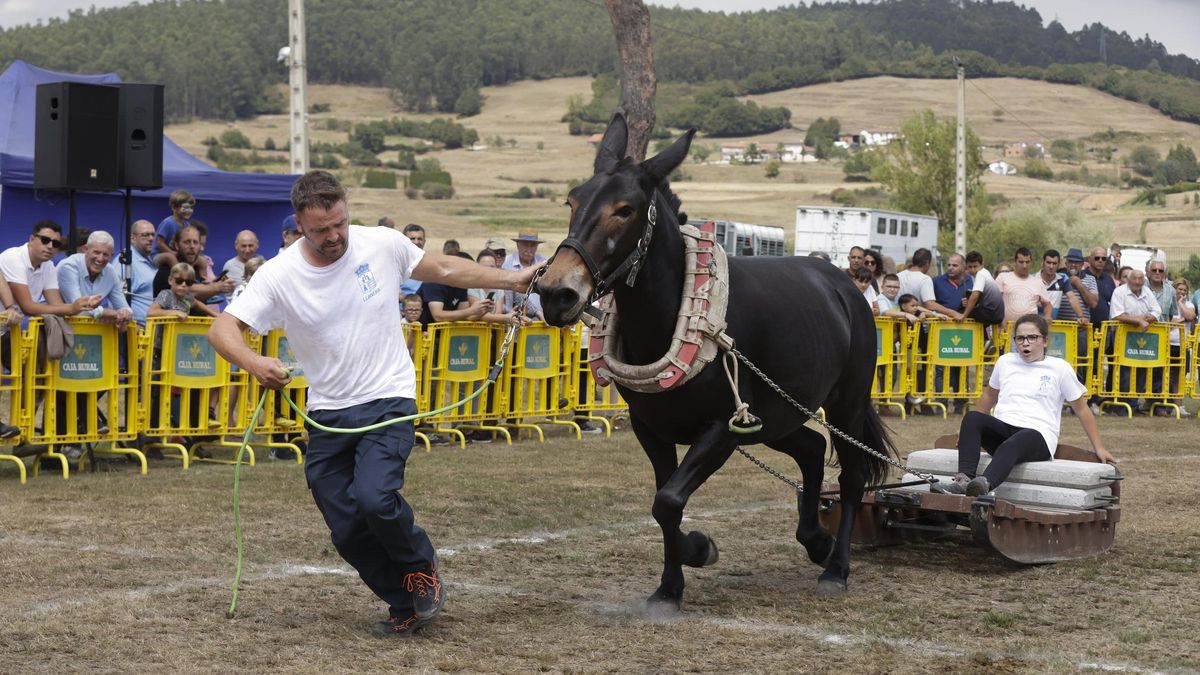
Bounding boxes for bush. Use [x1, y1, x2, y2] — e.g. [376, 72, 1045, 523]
[263, 137, 276, 151]
[1023, 159, 1054, 180]
[453, 88, 484, 117]
[362, 170, 397, 189]
[404, 187, 420, 199]
[422, 183, 455, 199]
[416, 157, 443, 172]
[311, 153, 342, 169]
[308, 102, 331, 113]
[220, 129, 252, 149]
[764, 160, 781, 178]
[511, 186, 534, 199]
[408, 170, 452, 189]
[201, 136, 220, 147]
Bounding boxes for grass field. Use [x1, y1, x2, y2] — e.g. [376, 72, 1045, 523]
[165, 75, 1200, 260]
[2, 414, 1197, 673]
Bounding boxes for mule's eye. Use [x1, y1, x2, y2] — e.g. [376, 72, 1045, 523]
[615, 205, 635, 219]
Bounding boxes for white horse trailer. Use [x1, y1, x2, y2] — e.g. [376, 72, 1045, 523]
[794, 206, 939, 270]
[696, 218, 787, 257]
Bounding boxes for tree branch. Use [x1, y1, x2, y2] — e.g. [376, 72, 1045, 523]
[604, 0, 657, 162]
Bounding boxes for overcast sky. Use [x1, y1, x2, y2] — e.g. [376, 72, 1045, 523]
[1, 1, 1197, 60]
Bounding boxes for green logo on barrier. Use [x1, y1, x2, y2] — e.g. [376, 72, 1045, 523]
[448, 335, 479, 371]
[937, 328, 974, 360]
[1046, 331, 1067, 359]
[279, 336, 300, 370]
[524, 333, 551, 369]
[59, 334, 103, 380]
[1123, 331, 1160, 361]
[175, 334, 217, 377]
[875, 327, 883, 358]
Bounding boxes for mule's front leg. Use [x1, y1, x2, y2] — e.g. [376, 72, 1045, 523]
[647, 422, 736, 610]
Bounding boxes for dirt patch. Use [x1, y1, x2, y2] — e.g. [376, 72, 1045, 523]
[1, 414, 1195, 673]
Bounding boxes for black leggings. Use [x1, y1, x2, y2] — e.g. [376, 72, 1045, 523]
[956, 411, 1051, 488]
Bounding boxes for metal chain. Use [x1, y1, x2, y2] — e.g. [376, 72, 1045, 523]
[492, 265, 547, 369]
[729, 347, 940, 485]
[735, 446, 804, 492]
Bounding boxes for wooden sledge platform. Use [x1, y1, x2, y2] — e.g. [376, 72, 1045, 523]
[818, 435, 1123, 564]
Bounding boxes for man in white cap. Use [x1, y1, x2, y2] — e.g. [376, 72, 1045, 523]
[484, 237, 507, 267]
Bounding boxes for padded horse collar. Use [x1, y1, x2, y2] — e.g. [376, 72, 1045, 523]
[555, 189, 660, 303]
[585, 220, 734, 393]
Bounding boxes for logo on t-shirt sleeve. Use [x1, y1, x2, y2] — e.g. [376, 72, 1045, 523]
[355, 263, 381, 302]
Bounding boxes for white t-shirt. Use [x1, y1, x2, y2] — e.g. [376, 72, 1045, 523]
[226, 226, 425, 411]
[989, 352, 1087, 456]
[897, 269, 935, 303]
[861, 285, 878, 310]
[0, 243, 59, 302]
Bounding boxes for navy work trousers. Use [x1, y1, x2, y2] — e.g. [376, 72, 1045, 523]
[305, 396, 435, 617]
[956, 411, 1051, 488]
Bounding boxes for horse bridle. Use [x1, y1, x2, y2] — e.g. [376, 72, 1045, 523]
[553, 189, 660, 303]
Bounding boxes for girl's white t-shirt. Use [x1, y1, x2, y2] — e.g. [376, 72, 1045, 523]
[988, 352, 1087, 456]
[226, 225, 424, 411]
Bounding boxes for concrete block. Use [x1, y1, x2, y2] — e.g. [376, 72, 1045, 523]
[900, 473, 1113, 509]
[905, 448, 1118, 490]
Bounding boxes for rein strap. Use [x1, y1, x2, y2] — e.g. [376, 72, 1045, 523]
[556, 190, 659, 302]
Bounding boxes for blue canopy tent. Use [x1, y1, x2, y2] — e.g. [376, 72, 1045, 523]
[0, 60, 296, 267]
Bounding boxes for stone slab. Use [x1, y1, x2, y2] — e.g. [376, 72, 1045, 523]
[905, 448, 1119, 490]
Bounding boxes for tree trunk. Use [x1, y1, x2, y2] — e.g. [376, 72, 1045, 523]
[604, 0, 656, 162]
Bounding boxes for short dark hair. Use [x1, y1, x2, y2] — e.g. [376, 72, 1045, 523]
[68, 226, 91, 251]
[854, 266, 873, 283]
[883, 273, 900, 283]
[32, 219, 61, 235]
[1014, 246, 1032, 259]
[911, 248, 931, 267]
[897, 293, 918, 306]
[965, 250, 984, 265]
[377, 217, 395, 228]
[290, 170, 346, 214]
[1012, 314, 1049, 338]
[169, 189, 195, 208]
[402, 223, 425, 235]
[1043, 249, 1061, 261]
[455, 251, 473, 260]
[443, 239, 461, 255]
[849, 246, 865, 254]
[190, 219, 208, 238]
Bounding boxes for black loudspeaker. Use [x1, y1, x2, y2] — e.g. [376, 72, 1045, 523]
[118, 83, 164, 189]
[34, 82, 121, 191]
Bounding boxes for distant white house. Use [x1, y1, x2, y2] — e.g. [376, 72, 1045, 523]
[778, 142, 816, 163]
[833, 130, 899, 149]
[720, 142, 749, 163]
[988, 161, 1017, 176]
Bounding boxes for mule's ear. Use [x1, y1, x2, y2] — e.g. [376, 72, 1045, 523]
[594, 113, 628, 174]
[641, 129, 696, 183]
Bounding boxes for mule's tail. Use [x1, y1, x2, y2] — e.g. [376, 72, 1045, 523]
[860, 404, 898, 487]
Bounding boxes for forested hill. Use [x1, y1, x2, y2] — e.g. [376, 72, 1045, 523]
[1, 0, 1198, 125]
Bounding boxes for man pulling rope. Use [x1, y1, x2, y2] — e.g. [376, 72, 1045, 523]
[208, 171, 542, 637]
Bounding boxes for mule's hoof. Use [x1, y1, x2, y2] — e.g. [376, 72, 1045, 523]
[645, 588, 683, 617]
[682, 531, 719, 568]
[798, 531, 835, 567]
[815, 577, 848, 597]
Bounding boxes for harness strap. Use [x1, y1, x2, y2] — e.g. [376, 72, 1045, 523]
[553, 189, 660, 302]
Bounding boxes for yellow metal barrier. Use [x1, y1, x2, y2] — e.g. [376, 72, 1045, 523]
[1096, 321, 1182, 418]
[141, 317, 256, 465]
[1189, 326, 1200, 400]
[404, 322, 431, 452]
[240, 329, 306, 463]
[420, 321, 509, 447]
[567, 323, 625, 436]
[999, 320, 1097, 393]
[1, 326, 29, 483]
[500, 323, 578, 442]
[21, 317, 142, 477]
[909, 319, 987, 417]
[871, 317, 910, 418]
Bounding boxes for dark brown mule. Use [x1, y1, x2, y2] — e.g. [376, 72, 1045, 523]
[537, 114, 896, 605]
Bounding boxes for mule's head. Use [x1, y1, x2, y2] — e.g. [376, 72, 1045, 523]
[538, 114, 695, 326]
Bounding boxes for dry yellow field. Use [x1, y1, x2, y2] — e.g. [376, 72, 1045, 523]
[166, 75, 1200, 254]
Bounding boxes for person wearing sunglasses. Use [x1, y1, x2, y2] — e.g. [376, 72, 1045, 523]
[934, 314, 1115, 496]
[148, 263, 217, 319]
[0, 220, 100, 319]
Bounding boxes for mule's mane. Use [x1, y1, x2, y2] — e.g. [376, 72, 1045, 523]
[655, 180, 684, 225]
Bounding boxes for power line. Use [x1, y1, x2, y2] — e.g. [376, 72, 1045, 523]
[967, 78, 1054, 144]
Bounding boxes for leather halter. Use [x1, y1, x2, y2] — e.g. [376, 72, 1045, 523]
[554, 189, 660, 302]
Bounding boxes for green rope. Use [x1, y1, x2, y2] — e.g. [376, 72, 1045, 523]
[226, 376, 493, 619]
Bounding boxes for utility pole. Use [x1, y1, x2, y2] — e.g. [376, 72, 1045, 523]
[955, 59, 967, 255]
[288, 0, 309, 174]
